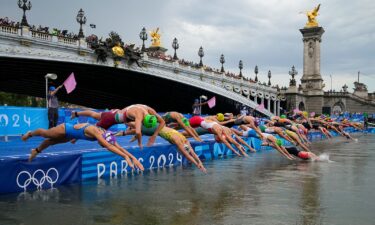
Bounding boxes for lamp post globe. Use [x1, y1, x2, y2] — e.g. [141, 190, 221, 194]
[198, 46, 204, 67]
[76, 8, 87, 38]
[254, 65, 259, 82]
[239, 60, 243, 78]
[172, 37, 179, 60]
[139, 27, 148, 52]
[18, 0, 32, 27]
[268, 70, 272, 86]
[220, 54, 225, 73]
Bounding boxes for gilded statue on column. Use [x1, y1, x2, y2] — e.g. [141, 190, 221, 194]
[305, 4, 320, 28]
[150, 28, 161, 47]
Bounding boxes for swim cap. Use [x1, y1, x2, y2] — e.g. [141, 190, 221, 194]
[280, 115, 286, 119]
[259, 125, 266, 132]
[217, 113, 225, 122]
[298, 151, 309, 160]
[182, 117, 190, 127]
[49, 86, 56, 91]
[189, 116, 204, 128]
[143, 115, 157, 128]
[276, 139, 283, 146]
[102, 131, 116, 145]
[302, 111, 308, 118]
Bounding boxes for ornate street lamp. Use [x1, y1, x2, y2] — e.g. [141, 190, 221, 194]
[139, 27, 147, 52]
[18, 0, 32, 27]
[220, 54, 225, 72]
[268, 70, 272, 86]
[76, 8, 87, 38]
[198, 46, 204, 67]
[172, 37, 179, 60]
[254, 65, 259, 82]
[239, 60, 243, 78]
[288, 65, 298, 86]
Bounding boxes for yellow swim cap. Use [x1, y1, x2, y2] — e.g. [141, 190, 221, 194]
[302, 111, 308, 117]
[217, 113, 225, 122]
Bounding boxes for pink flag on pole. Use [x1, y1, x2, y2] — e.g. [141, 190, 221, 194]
[63, 72, 77, 94]
[207, 96, 216, 108]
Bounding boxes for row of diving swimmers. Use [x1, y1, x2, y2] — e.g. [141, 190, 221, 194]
[21, 104, 361, 173]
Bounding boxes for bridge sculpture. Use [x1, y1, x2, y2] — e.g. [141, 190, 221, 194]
[0, 25, 282, 117]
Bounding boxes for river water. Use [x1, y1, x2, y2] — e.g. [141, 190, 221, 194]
[0, 134, 374, 225]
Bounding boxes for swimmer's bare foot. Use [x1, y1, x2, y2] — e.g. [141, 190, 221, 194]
[21, 131, 32, 141]
[130, 135, 137, 143]
[28, 148, 40, 162]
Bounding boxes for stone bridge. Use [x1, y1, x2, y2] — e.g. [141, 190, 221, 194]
[0, 25, 282, 116]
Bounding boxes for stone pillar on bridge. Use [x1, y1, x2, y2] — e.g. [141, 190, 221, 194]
[267, 98, 271, 111]
[277, 100, 280, 116]
[273, 100, 277, 115]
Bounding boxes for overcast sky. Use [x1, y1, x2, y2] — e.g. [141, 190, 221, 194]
[1, 0, 374, 92]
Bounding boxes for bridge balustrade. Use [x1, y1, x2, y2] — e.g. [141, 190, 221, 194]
[57, 36, 78, 46]
[0, 25, 18, 35]
[31, 30, 52, 41]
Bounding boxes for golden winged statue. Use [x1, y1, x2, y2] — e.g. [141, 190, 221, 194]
[305, 4, 320, 28]
[150, 28, 161, 47]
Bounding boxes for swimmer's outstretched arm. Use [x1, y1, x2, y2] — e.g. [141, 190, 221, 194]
[114, 142, 144, 171]
[146, 109, 165, 147]
[218, 119, 236, 126]
[176, 117, 202, 142]
[234, 134, 256, 152]
[93, 131, 143, 171]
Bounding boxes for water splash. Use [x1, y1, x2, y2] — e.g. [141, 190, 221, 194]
[317, 153, 334, 162]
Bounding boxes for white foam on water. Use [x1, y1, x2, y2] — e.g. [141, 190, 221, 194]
[354, 138, 358, 143]
[317, 153, 334, 162]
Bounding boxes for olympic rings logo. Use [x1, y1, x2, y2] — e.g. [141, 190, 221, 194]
[16, 168, 59, 191]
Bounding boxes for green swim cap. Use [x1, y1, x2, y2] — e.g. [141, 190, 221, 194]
[143, 115, 157, 128]
[276, 139, 283, 146]
[259, 125, 266, 132]
[182, 117, 190, 127]
[280, 115, 286, 119]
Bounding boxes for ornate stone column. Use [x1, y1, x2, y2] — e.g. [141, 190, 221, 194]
[300, 27, 324, 95]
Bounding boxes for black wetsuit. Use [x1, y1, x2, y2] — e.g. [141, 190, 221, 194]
[285, 146, 309, 160]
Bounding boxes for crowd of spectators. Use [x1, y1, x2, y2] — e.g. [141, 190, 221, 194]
[1, 17, 78, 39]
[0, 17, 19, 28]
[30, 25, 78, 39]
[147, 52, 175, 62]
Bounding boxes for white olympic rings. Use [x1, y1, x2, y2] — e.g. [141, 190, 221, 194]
[16, 168, 59, 191]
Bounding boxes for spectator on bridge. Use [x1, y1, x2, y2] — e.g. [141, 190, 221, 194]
[48, 85, 63, 128]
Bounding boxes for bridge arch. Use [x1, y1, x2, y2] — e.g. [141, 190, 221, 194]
[332, 101, 345, 114]
[298, 101, 306, 111]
